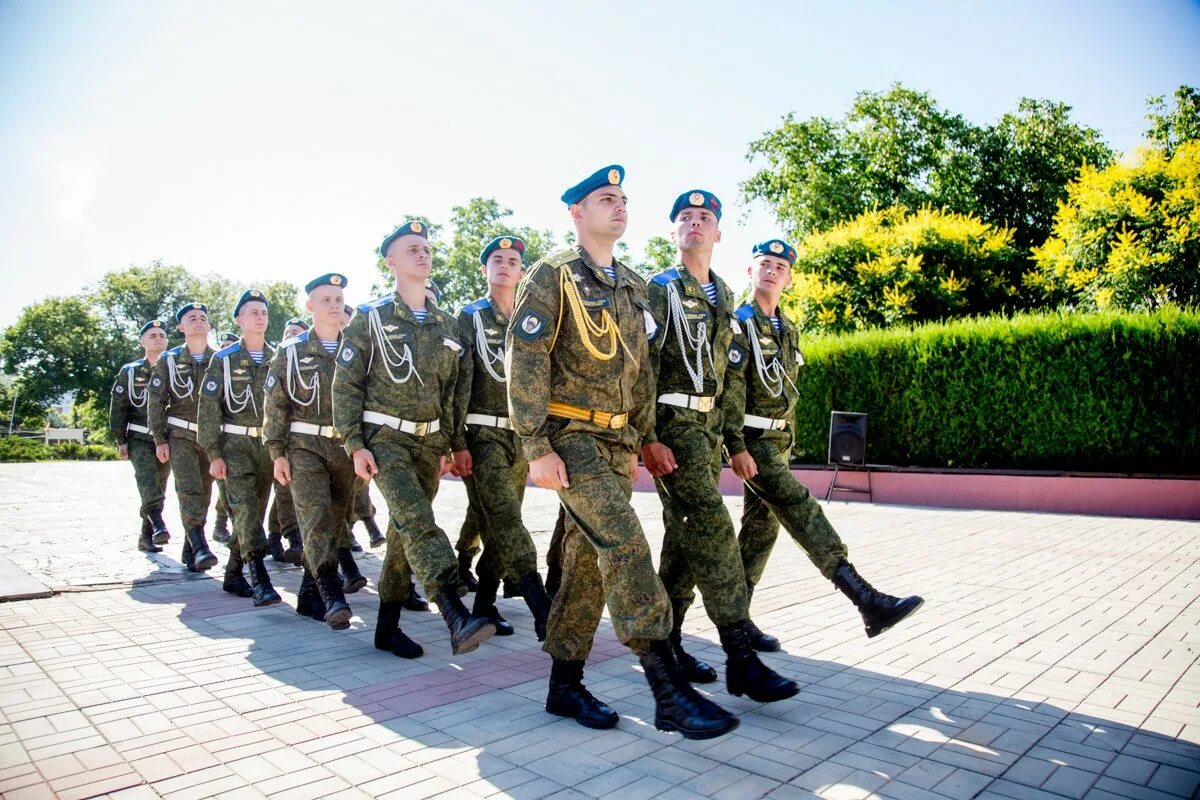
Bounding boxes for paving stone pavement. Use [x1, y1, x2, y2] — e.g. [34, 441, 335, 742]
[0, 461, 1198, 800]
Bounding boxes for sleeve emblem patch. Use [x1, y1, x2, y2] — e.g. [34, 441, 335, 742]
[514, 309, 549, 341]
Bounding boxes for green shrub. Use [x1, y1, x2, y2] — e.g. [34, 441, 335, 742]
[0, 437, 118, 462]
[791, 307, 1200, 472]
[50, 442, 118, 461]
[0, 437, 52, 462]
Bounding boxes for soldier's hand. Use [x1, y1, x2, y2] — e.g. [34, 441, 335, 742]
[155, 443, 170, 463]
[730, 451, 758, 481]
[530, 452, 569, 490]
[353, 448, 379, 482]
[117, 444, 129, 460]
[452, 449, 473, 478]
[274, 456, 292, 486]
[209, 457, 227, 480]
[640, 442, 677, 477]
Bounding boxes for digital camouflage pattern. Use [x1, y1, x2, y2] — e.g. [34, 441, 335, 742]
[110, 358, 169, 521]
[454, 506, 482, 558]
[506, 246, 669, 660]
[332, 293, 462, 598]
[268, 480, 300, 539]
[147, 345, 216, 528]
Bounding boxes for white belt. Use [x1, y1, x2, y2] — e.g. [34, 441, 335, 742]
[167, 416, 197, 432]
[658, 393, 716, 413]
[744, 414, 788, 431]
[126, 423, 150, 434]
[363, 410, 440, 436]
[222, 423, 263, 437]
[465, 413, 510, 430]
[290, 421, 339, 438]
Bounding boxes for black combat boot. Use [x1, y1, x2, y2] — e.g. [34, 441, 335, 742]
[669, 599, 717, 684]
[282, 531, 303, 565]
[337, 548, 368, 593]
[362, 516, 386, 548]
[374, 600, 423, 658]
[267, 530, 286, 562]
[347, 529, 363, 552]
[519, 572, 551, 642]
[435, 584, 496, 655]
[246, 551, 282, 607]
[640, 640, 739, 740]
[832, 560, 924, 638]
[744, 586, 781, 651]
[545, 659, 618, 729]
[222, 541, 253, 598]
[718, 621, 800, 702]
[471, 570, 513, 636]
[186, 526, 218, 571]
[148, 511, 170, 545]
[403, 578, 430, 611]
[180, 535, 195, 571]
[295, 566, 326, 620]
[212, 514, 231, 544]
[137, 518, 162, 553]
[502, 579, 522, 598]
[315, 563, 352, 630]
[457, 552, 478, 592]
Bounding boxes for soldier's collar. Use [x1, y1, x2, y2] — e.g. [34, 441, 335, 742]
[575, 245, 623, 287]
[390, 297, 444, 325]
[674, 264, 722, 304]
[484, 294, 509, 326]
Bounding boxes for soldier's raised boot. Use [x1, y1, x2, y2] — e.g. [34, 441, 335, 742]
[471, 571, 513, 636]
[718, 621, 799, 702]
[148, 511, 170, 545]
[347, 530, 363, 553]
[404, 578, 430, 612]
[545, 659, 618, 729]
[670, 599, 717, 684]
[295, 566, 326, 620]
[212, 514, 231, 544]
[315, 564, 351, 630]
[222, 542, 253, 598]
[185, 526, 218, 571]
[456, 552, 478, 593]
[282, 532, 303, 565]
[519, 572, 551, 641]
[374, 600, 422, 658]
[744, 587, 781, 651]
[137, 518, 162, 553]
[363, 517, 386, 548]
[435, 584, 496, 655]
[337, 547, 368, 594]
[267, 530, 287, 562]
[640, 640, 739, 740]
[832, 560, 924, 638]
[246, 551, 282, 607]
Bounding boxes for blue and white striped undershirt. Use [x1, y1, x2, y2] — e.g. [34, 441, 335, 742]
[601, 265, 616, 282]
[412, 308, 427, 323]
[320, 340, 338, 354]
[248, 350, 263, 365]
[701, 281, 717, 305]
[191, 352, 204, 363]
[770, 316, 781, 332]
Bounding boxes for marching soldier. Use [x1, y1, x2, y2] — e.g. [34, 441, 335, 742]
[642, 190, 798, 704]
[211, 331, 239, 544]
[111, 319, 172, 553]
[506, 165, 737, 738]
[148, 302, 219, 573]
[343, 303, 388, 551]
[450, 235, 552, 639]
[726, 240, 924, 648]
[198, 290, 278, 606]
[332, 220, 496, 657]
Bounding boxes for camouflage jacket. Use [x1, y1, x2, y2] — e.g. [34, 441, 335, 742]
[197, 340, 275, 459]
[722, 299, 804, 453]
[331, 293, 462, 456]
[451, 295, 514, 452]
[505, 245, 654, 461]
[146, 344, 216, 445]
[263, 330, 344, 460]
[109, 358, 155, 444]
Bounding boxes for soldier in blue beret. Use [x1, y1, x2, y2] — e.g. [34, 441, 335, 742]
[282, 317, 310, 340]
[559, 164, 625, 205]
[219, 332, 238, 347]
[668, 189, 722, 223]
[174, 301, 209, 323]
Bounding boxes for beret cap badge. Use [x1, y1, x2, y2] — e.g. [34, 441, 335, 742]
[330, 275, 342, 285]
[607, 169, 620, 184]
[689, 192, 705, 205]
[500, 238, 512, 249]
[769, 242, 784, 254]
[411, 221, 422, 233]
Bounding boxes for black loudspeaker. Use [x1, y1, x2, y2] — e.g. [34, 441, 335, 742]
[827, 412, 867, 467]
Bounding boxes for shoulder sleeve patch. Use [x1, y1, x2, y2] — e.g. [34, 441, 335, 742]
[265, 373, 277, 390]
[151, 375, 163, 388]
[338, 343, 357, 365]
[114, 384, 125, 394]
[513, 308, 550, 341]
[202, 377, 220, 397]
[727, 342, 748, 370]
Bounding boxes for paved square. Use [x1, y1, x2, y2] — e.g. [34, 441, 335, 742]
[1, 462, 1197, 799]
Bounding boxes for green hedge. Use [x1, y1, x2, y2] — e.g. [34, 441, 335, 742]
[0, 437, 119, 463]
[791, 307, 1200, 472]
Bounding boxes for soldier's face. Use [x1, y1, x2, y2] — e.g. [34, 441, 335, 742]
[141, 328, 168, 354]
[386, 234, 432, 283]
[573, 187, 627, 239]
[306, 285, 344, 329]
[749, 255, 792, 294]
[484, 250, 524, 289]
[282, 324, 305, 339]
[178, 309, 210, 336]
[236, 301, 269, 335]
[671, 207, 721, 252]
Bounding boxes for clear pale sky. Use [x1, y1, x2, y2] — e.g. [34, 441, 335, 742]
[2, 0, 1198, 328]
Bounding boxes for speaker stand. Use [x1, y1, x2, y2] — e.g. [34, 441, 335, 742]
[825, 465, 872, 503]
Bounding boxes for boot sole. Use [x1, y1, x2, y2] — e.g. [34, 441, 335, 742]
[546, 704, 619, 729]
[225, 586, 254, 598]
[138, 544, 163, 553]
[253, 594, 283, 607]
[451, 619, 497, 655]
[325, 607, 352, 630]
[867, 597, 925, 638]
[655, 714, 740, 739]
[193, 555, 218, 571]
[344, 578, 368, 594]
[152, 534, 170, 545]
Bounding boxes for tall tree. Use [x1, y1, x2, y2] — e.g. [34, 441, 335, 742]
[90, 261, 196, 334]
[1146, 85, 1200, 157]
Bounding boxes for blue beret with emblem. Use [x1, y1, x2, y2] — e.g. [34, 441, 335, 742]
[479, 235, 527, 266]
[380, 220, 429, 258]
[219, 331, 239, 345]
[752, 239, 797, 265]
[174, 302, 208, 322]
[138, 319, 167, 336]
[234, 288, 269, 317]
[561, 164, 624, 206]
[669, 189, 722, 222]
[284, 317, 309, 331]
[304, 273, 347, 294]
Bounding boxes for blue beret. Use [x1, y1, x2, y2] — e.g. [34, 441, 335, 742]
[219, 331, 239, 345]
[669, 189, 722, 222]
[284, 317, 309, 331]
[304, 273, 347, 294]
[561, 164, 624, 206]
[425, 278, 441, 303]
[174, 302, 208, 322]
[234, 288, 269, 317]
[380, 220, 429, 258]
[138, 319, 167, 336]
[752, 239, 797, 265]
[479, 235, 527, 266]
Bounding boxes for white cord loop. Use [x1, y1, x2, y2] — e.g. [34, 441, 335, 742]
[285, 345, 320, 408]
[663, 282, 714, 394]
[222, 356, 258, 415]
[367, 306, 423, 386]
[473, 309, 506, 383]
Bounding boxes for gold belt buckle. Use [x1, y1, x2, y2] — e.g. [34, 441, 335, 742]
[413, 422, 430, 437]
[608, 412, 628, 429]
[696, 396, 715, 413]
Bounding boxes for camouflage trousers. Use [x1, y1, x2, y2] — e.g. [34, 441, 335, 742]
[367, 424, 454, 601]
[222, 434, 273, 556]
[288, 438, 357, 571]
[352, 480, 375, 521]
[127, 435, 169, 521]
[454, 506, 482, 557]
[461, 429, 537, 581]
[655, 413, 749, 626]
[268, 479, 300, 537]
[215, 479, 229, 521]
[168, 433, 213, 530]
[545, 430, 671, 662]
[739, 433, 848, 585]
